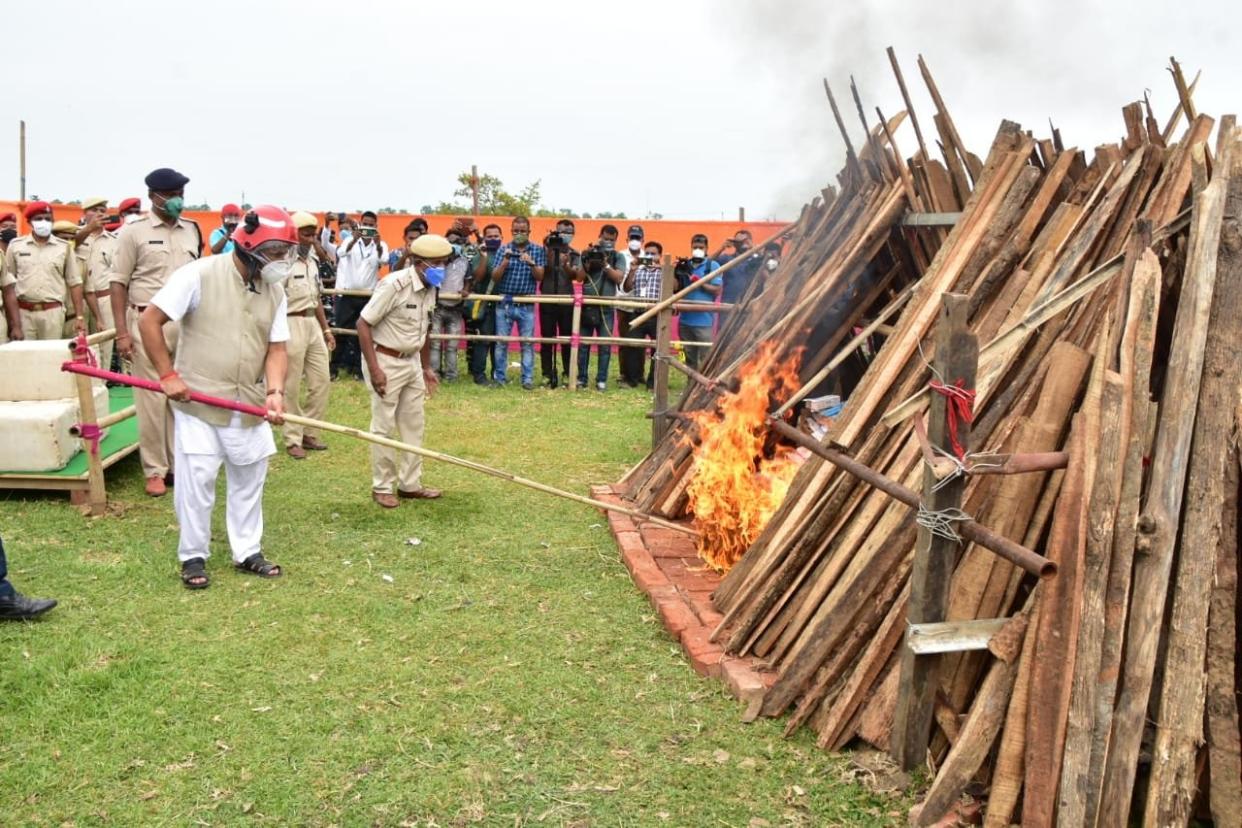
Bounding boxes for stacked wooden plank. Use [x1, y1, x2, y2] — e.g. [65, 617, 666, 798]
[618, 53, 1242, 826]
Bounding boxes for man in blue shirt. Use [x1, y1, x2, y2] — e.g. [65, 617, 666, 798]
[489, 216, 546, 389]
[208, 203, 242, 255]
[678, 233, 721, 372]
[714, 228, 764, 306]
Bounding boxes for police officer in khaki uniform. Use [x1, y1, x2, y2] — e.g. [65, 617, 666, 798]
[282, 212, 335, 459]
[356, 234, 448, 508]
[0, 201, 85, 340]
[108, 168, 202, 497]
[75, 197, 121, 369]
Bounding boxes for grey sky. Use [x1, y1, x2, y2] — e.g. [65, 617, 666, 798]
[5, 0, 1237, 221]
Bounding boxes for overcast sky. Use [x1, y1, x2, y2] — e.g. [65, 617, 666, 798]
[4, 1, 1236, 221]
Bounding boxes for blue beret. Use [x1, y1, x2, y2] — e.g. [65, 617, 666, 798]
[144, 167, 190, 191]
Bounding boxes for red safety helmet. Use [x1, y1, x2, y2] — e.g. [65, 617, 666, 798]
[232, 204, 297, 252]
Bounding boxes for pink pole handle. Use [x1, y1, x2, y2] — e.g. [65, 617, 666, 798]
[62, 361, 269, 419]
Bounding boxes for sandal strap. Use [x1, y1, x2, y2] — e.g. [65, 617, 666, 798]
[238, 552, 280, 575]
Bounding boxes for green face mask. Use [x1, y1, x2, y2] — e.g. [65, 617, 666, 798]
[513, 232, 528, 245]
[160, 195, 185, 219]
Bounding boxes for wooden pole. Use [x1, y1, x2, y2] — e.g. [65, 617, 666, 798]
[569, 283, 583, 391]
[69, 405, 134, 434]
[891, 292, 978, 771]
[651, 257, 675, 449]
[19, 120, 26, 201]
[1098, 145, 1229, 828]
[73, 373, 106, 516]
[470, 164, 479, 217]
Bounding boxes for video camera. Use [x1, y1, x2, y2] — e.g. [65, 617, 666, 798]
[544, 229, 567, 251]
[673, 257, 700, 290]
[582, 244, 609, 274]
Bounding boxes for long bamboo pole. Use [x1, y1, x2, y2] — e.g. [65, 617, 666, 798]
[625, 222, 796, 328]
[328, 328, 712, 349]
[323, 288, 733, 313]
[60, 361, 698, 537]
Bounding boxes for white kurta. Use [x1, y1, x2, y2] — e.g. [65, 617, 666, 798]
[152, 265, 289, 564]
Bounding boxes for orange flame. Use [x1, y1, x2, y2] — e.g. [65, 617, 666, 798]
[685, 341, 805, 572]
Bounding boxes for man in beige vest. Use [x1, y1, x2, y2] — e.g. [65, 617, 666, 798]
[356, 233, 448, 508]
[0, 201, 85, 340]
[283, 212, 335, 459]
[109, 168, 202, 497]
[139, 205, 296, 590]
[75, 197, 120, 367]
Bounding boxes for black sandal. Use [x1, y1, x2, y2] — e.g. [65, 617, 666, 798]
[181, 557, 209, 590]
[235, 552, 282, 579]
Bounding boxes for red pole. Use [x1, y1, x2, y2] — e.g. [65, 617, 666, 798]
[62, 360, 269, 419]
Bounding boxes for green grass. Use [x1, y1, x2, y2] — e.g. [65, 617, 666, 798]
[0, 358, 905, 826]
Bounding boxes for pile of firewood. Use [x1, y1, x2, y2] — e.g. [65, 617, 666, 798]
[619, 52, 1241, 826]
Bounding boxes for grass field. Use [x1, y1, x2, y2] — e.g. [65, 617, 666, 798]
[0, 363, 906, 826]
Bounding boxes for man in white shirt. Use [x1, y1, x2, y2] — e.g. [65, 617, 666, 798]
[139, 205, 297, 590]
[331, 210, 388, 379]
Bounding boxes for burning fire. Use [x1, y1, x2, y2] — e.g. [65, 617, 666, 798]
[685, 341, 805, 572]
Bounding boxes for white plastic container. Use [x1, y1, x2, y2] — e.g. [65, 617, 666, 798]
[0, 338, 103, 402]
[0, 384, 110, 471]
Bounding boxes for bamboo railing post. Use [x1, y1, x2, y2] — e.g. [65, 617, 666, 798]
[651, 257, 676, 448]
[73, 370, 106, 515]
[569, 282, 583, 391]
[892, 292, 978, 771]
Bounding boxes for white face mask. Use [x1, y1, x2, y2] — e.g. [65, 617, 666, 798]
[31, 219, 52, 238]
[123, 213, 141, 224]
[691, 247, 706, 259]
[260, 259, 293, 285]
[766, 258, 779, 272]
[628, 239, 642, 252]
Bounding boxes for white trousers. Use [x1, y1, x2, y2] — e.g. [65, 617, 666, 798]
[173, 410, 275, 564]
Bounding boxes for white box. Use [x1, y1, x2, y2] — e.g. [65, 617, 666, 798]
[0, 385, 111, 471]
[0, 338, 103, 402]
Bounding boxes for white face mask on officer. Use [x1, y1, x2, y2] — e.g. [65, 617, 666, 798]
[628, 239, 642, 252]
[31, 219, 53, 238]
[691, 247, 706, 260]
[766, 258, 779, 272]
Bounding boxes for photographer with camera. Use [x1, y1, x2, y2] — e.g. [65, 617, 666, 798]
[465, 224, 503, 384]
[331, 211, 388, 379]
[490, 216, 545, 389]
[539, 218, 578, 388]
[571, 224, 625, 390]
[208, 204, 243, 255]
[713, 228, 763, 308]
[677, 233, 722, 372]
[426, 220, 475, 382]
[620, 240, 664, 389]
[389, 217, 428, 272]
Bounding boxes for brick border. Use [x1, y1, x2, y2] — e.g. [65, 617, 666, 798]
[593, 485, 776, 714]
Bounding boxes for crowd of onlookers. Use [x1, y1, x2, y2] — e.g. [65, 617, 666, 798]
[313, 213, 782, 391]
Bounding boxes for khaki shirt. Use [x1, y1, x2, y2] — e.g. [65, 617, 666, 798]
[79, 230, 118, 293]
[1, 235, 81, 302]
[108, 214, 202, 304]
[284, 253, 322, 314]
[359, 266, 433, 352]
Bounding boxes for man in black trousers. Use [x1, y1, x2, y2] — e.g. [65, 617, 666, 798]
[0, 536, 57, 620]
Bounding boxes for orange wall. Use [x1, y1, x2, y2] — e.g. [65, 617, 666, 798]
[0, 200, 785, 258]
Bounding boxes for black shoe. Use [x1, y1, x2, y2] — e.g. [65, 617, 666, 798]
[473, 375, 487, 386]
[547, 377, 559, 389]
[0, 593, 58, 620]
[521, 382, 534, 391]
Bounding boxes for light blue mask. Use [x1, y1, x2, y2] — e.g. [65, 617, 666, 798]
[423, 266, 445, 287]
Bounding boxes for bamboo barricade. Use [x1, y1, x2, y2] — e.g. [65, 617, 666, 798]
[609, 51, 1242, 828]
[59, 359, 698, 537]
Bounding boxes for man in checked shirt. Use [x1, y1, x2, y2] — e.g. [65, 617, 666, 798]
[619, 240, 665, 390]
[489, 215, 545, 390]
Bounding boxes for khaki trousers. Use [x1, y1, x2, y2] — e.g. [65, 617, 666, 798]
[128, 305, 180, 479]
[20, 306, 66, 340]
[91, 299, 116, 370]
[283, 316, 330, 447]
[363, 351, 425, 494]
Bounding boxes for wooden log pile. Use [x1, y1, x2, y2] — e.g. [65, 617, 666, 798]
[618, 52, 1242, 826]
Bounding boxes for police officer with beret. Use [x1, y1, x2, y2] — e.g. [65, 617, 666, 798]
[108, 167, 203, 498]
[1, 201, 85, 340]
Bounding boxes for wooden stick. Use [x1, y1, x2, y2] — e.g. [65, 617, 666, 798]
[892, 293, 978, 771]
[329, 328, 712, 349]
[651, 260, 676, 447]
[73, 370, 106, 516]
[69, 405, 135, 434]
[323, 288, 733, 313]
[824, 77, 862, 181]
[568, 284, 584, 393]
[1098, 146, 1229, 828]
[1145, 131, 1242, 825]
[982, 591, 1041, 828]
[60, 361, 697, 537]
